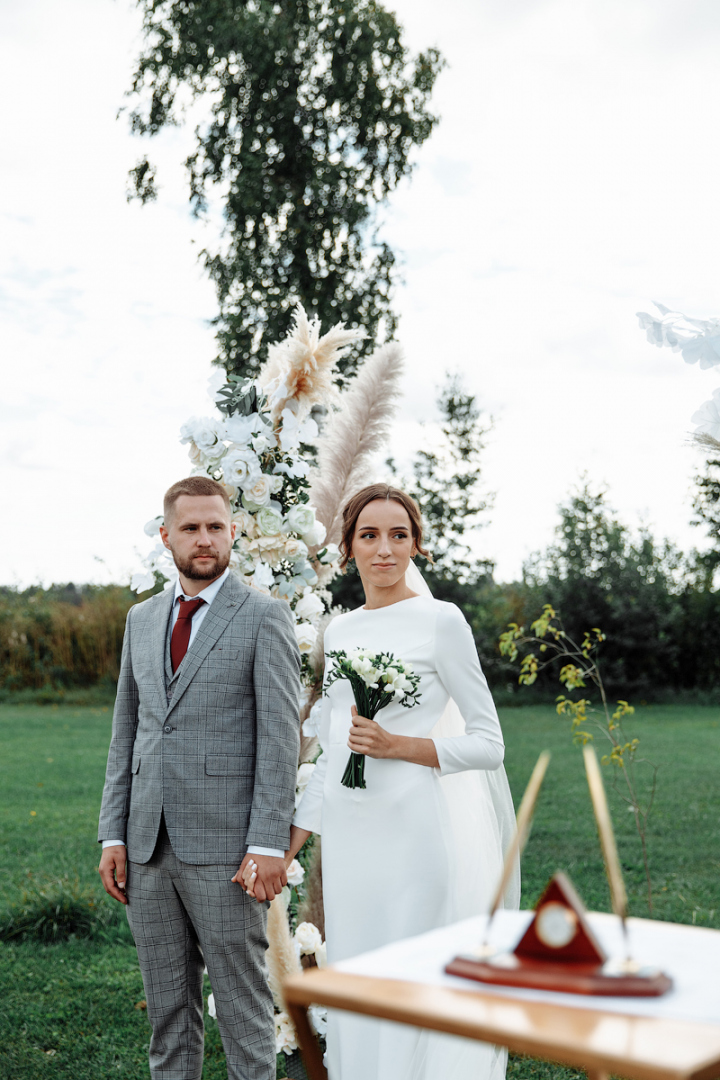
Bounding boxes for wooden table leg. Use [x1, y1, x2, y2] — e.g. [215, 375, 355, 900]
[286, 1001, 328, 1080]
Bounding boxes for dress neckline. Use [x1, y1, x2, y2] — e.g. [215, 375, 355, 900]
[358, 595, 424, 613]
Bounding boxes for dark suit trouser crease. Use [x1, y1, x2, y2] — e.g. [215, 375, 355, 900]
[126, 817, 275, 1080]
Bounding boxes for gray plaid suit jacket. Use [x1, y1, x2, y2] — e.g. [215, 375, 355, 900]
[98, 573, 301, 864]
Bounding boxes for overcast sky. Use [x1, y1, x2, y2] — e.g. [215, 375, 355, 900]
[3, 0, 720, 587]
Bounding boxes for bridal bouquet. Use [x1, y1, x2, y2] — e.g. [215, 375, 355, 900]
[325, 649, 422, 789]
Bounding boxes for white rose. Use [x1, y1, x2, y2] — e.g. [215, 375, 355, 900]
[278, 408, 319, 453]
[243, 474, 274, 507]
[302, 520, 327, 547]
[274, 1011, 298, 1055]
[286, 858, 305, 887]
[219, 479, 239, 505]
[313, 942, 327, 969]
[295, 762, 316, 808]
[294, 621, 318, 653]
[251, 562, 275, 593]
[232, 508, 259, 539]
[256, 507, 283, 536]
[223, 448, 261, 488]
[284, 537, 309, 563]
[179, 416, 224, 453]
[294, 922, 323, 955]
[285, 504, 316, 536]
[308, 1004, 328, 1034]
[294, 591, 324, 621]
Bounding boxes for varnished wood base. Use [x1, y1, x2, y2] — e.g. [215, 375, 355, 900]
[446, 954, 673, 997]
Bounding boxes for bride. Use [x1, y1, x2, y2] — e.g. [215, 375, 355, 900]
[245, 483, 518, 1080]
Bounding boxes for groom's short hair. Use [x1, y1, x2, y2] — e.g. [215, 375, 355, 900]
[163, 476, 232, 524]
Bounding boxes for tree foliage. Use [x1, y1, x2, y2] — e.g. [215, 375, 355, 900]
[691, 453, 720, 585]
[522, 482, 685, 697]
[126, 0, 444, 378]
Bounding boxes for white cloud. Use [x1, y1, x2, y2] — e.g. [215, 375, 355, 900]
[2, 0, 720, 585]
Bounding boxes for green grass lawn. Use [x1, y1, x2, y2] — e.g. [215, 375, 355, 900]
[0, 702, 718, 1078]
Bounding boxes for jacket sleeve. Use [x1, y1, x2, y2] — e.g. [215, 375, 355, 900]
[246, 600, 302, 850]
[97, 607, 140, 843]
[431, 603, 505, 775]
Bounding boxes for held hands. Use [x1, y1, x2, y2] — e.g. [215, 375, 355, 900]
[347, 705, 397, 758]
[233, 853, 287, 902]
[98, 845, 128, 905]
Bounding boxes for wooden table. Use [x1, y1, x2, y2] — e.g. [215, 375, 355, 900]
[282, 912, 720, 1080]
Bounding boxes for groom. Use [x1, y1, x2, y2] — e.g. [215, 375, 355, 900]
[98, 475, 300, 1080]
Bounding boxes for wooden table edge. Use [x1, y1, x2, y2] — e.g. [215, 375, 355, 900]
[283, 969, 720, 1080]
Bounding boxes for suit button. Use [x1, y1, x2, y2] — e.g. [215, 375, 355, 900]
[163, 725, 173, 734]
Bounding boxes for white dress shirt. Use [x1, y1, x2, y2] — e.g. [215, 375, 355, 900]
[102, 568, 284, 860]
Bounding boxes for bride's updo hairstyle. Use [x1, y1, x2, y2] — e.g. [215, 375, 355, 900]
[339, 483, 432, 570]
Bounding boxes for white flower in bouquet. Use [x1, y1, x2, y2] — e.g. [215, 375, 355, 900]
[295, 761, 316, 808]
[180, 416, 224, 453]
[131, 569, 156, 594]
[251, 562, 275, 593]
[223, 448, 261, 488]
[207, 993, 217, 1019]
[144, 516, 163, 538]
[242, 474, 275, 508]
[294, 921, 323, 956]
[274, 1011, 298, 1055]
[232, 508, 259, 539]
[283, 537, 309, 563]
[256, 507, 284, 536]
[295, 621, 318, 653]
[295, 591, 324, 621]
[692, 389, 720, 441]
[286, 858, 305, 887]
[285, 503, 317, 537]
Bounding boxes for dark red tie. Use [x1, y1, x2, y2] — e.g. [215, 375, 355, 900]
[171, 597, 205, 673]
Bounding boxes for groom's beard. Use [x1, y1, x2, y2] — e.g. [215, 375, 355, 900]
[171, 547, 231, 581]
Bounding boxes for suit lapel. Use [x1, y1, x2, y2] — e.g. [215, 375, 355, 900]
[165, 575, 252, 717]
[152, 588, 176, 700]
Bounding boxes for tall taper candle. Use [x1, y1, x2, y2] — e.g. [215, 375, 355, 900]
[583, 745, 628, 922]
[486, 750, 551, 926]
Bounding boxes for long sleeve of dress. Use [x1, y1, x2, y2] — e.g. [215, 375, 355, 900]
[292, 694, 330, 835]
[431, 602, 505, 776]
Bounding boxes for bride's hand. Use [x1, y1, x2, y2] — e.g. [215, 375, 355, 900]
[348, 705, 397, 759]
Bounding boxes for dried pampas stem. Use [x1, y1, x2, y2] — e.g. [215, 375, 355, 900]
[266, 897, 302, 1010]
[298, 839, 325, 942]
[691, 431, 720, 453]
[309, 343, 404, 546]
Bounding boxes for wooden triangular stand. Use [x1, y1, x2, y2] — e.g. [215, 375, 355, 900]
[446, 872, 672, 997]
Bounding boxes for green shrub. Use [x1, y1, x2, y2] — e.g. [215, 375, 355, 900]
[0, 878, 123, 943]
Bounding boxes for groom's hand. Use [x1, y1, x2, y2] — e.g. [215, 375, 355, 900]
[233, 853, 287, 902]
[98, 845, 128, 904]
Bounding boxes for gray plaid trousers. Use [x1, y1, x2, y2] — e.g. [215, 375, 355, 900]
[126, 818, 275, 1080]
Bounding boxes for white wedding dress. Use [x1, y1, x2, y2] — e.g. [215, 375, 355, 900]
[293, 589, 518, 1080]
